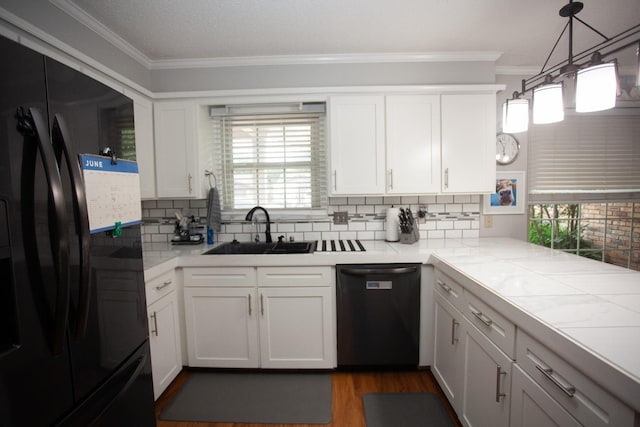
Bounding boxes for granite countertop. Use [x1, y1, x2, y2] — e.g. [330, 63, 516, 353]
[142, 237, 640, 412]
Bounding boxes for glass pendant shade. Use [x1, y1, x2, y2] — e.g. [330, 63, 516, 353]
[575, 62, 617, 112]
[533, 83, 564, 124]
[502, 98, 529, 133]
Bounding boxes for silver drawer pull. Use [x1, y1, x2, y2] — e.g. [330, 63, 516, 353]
[535, 364, 576, 397]
[471, 309, 493, 326]
[437, 280, 452, 293]
[150, 312, 158, 337]
[155, 280, 172, 291]
[495, 366, 507, 402]
[451, 318, 459, 345]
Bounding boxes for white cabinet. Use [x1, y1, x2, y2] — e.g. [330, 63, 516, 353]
[432, 291, 465, 414]
[153, 101, 199, 198]
[515, 330, 634, 427]
[511, 365, 581, 427]
[461, 319, 512, 427]
[145, 270, 182, 400]
[441, 93, 496, 193]
[133, 98, 155, 199]
[329, 96, 386, 194]
[182, 266, 335, 369]
[183, 286, 259, 368]
[386, 95, 441, 194]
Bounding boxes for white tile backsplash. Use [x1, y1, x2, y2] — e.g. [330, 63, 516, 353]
[141, 195, 482, 242]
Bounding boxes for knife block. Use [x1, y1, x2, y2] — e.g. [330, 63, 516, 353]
[400, 226, 420, 244]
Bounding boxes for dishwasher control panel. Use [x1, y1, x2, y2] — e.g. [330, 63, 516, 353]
[366, 281, 392, 289]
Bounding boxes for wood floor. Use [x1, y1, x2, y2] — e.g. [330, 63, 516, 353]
[155, 368, 463, 427]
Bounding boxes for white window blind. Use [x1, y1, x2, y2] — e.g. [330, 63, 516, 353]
[528, 112, 640, 198]
[209, 104, 327, 210]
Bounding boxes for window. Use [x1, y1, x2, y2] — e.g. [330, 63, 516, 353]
[209, 103, 327, 211]
[529, 202, 640, 271]
[527, 111, 640, 271]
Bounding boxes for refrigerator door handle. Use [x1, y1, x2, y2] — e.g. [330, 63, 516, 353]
[18, 107, 71, 355]
[52, 114, 92, 339]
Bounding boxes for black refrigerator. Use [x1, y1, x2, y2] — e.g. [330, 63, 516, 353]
[0, 35, 156, 426]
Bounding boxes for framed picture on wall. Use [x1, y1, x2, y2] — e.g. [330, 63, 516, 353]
[483, 171, 526, 214]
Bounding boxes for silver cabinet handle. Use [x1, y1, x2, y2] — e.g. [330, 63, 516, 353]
[388, 169, 394, 190]
[471, 309, 493, 326]
[155, 280, 172, 291]
[451, 318, 459, 345]
[248, 293, 252, 316]
[188, 173, 193, 193]
[260, 293, 264, 316]
[437, 280, 452, 294]
[150, 312, 158, 337]
[333, 170, 337, 191]
[444, 168, 449, 189]
[495, 366, 507, 402]
[535, 364, 576, 397]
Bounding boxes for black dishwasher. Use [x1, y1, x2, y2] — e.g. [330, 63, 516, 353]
[336, 264, 421, 368]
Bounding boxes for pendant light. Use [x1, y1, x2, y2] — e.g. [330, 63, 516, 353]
[502, 92, 529, 133]
[576, 52, 618, 112]
[533, 75, 565, 124]
[510, 1, 640, 131]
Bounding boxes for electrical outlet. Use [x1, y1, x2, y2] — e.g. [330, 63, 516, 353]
[333, 211, 349, 225]
[484, 214, 493, 228]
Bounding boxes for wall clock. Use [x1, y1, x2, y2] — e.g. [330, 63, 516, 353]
[496, 133, 520, 165]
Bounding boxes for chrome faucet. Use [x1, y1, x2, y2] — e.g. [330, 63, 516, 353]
[245, 206, 272, 243]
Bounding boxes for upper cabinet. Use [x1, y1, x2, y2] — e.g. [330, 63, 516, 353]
[154, 101, 200, 198]
[329, 96, 386, 195]
[441, 93, 496, 194]
[329, 89, 497, 196]
[133, 98, 156, 199]
[386, 95, 441, 194]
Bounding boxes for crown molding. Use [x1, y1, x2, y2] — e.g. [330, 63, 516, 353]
[148, 51, 503, 70]
[495, 65, 543, 76]
[50, 0, 153, 67]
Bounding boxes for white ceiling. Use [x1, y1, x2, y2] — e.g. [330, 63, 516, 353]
[55, 0, 640, 71]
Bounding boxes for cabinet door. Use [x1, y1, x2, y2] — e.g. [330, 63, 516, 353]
[154, 101, 198, 198]
[441, 93, 496, 193]
[329, 96, 385, 194]
[133, 98, 156, 199]
[386, 95, 441, 194]
[183, 287, 259, 368]
[148, 291, 182, 400]
[259, 287, 335, 369]
[461, 319, 512, 427]
[432, 293, 464, 414]
[510, 365, 581, 427]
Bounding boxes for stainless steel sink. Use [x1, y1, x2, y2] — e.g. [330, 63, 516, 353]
[203, 240, 315, 255]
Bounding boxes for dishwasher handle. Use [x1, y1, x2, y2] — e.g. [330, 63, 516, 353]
[340, 266, 418, 276]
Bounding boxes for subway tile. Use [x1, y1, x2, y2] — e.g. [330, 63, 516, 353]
[295, 222, 313, 232]
[149, 208, 165, 218]
[331, 223, 348, 232]
[366, 196, 383, 205]
[277, 223, 295, 232]
[234, 233, 252, 242]
[287, 232, 304, 241]
[446, 204, 463, 213]
[419, 195, 437, 204]
[453, 195, 471, 204]
[142, 200, 157, 209]
[338, 205, 355, 213]
[401, 196, 419, 204]
[143, 224, 159, 234]
[151, 234, 168, 243]
[313, 222, 331, 232]
[373, 231, 386, 240]
[226, 224, 243, 233]
[157, 200, 173, 208]
[329, 197, 348, 205]
[159, 224, 175, 234]
[463, 229, 480, 238]
[339, 231, 358, 240]
[190, 199, 207, 208]
[470, 195, 481, 203]
[173, 200, 190, 209]
[454, 221, 471, 230]
[437, 220, 455, 230]
[322, 231, 340, 240]
[436, 195, 454, 204]
[366, 221, 384, 231]
[304, 232, 322, 241]
[445, 229, 463, 238]
[357, 231, 375, 240]
[463, 203, 481, 213]
[384, 196, 401, 205]
[356, 205, 374, 214]
[347, 222, 366, 231]
[429, 204, 445, 213]
[428, 230, 445, 239]
[348, 196, 365, 205]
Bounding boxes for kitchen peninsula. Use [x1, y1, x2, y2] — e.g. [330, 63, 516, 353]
[144, 237, 640, 426]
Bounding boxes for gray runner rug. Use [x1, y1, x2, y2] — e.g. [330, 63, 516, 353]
[363, 392, 454, 427]
[160, 371, 332, 424]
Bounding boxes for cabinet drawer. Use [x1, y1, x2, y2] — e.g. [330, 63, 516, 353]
[516, 330, 634, 427]
[434, 270, 464, 311]
[464, 290, 515, 359]
[183, 267, 256, 287]
[257, 266, 334, 287]
[145, 270, 176, 306]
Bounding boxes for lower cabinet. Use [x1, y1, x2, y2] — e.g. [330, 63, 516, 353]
[145, 270, 182, 400]
[461, 319, 512, 427]
[183, 267, 335, 369]
[510, 364, 581, 427]
[432, 291, 464, 413]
